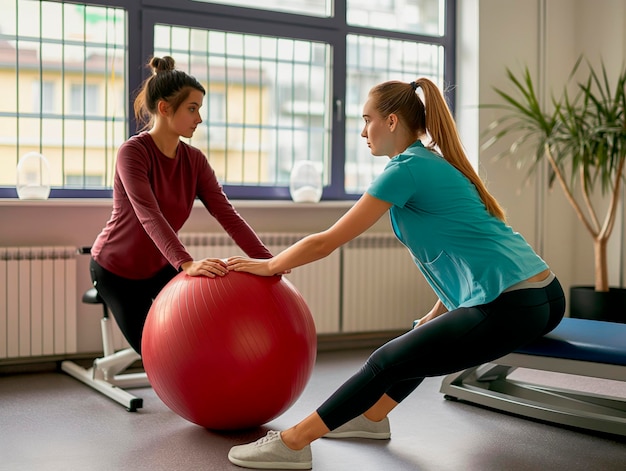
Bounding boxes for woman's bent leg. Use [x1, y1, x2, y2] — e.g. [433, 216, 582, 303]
[317, 278, 565, 431]
[90, 259, 177, 354]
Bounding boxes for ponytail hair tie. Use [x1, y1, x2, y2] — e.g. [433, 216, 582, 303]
[410, 81, 419, 91]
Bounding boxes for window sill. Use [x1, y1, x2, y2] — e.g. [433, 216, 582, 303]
[0, 198, 356, 210]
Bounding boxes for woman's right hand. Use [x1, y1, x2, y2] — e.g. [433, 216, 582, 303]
[413, 300, 448, 329]
[226, 256, 275, 276]
[180, 258, 228, 277]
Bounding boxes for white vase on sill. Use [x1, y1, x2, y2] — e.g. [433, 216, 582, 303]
[16, 152, 51, 200]
[289, 160, 322, 203]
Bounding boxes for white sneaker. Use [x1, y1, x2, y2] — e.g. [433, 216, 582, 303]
[324, 415, 391, 439]
[228, 430, 313, 469]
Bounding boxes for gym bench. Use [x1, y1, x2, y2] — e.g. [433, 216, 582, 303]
[440, 317, 626, 436]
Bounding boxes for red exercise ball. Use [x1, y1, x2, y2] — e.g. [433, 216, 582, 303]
[141, 271, 317, 431]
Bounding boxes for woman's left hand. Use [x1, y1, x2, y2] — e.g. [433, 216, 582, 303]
[181, 258, 229, 277]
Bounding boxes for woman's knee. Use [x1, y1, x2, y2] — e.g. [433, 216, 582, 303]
[367, 335, 416, 373]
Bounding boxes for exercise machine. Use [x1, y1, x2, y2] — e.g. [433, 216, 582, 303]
[61, 247, 150, 411]
[440, 317, 626, 436]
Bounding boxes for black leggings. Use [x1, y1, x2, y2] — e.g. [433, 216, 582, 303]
[317, 277, 566, 431]
[89, 258, 178, 354]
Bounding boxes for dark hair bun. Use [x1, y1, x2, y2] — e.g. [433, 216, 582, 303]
[149, 56, 176, 74]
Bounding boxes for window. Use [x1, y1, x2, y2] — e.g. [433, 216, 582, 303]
[153, 25, 332, 191]
[0, 0, 127, 197]
[0, 0, 455, 199]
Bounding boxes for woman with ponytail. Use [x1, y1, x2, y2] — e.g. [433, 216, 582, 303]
[226, 78, 565, 470]
[89, 56, 272, 354]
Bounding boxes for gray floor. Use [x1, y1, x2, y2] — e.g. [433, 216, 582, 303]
[1, 349, 625, 471]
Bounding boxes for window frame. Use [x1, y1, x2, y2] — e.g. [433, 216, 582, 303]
[0, 0, 456, 199]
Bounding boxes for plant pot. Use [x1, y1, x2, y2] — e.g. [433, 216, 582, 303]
[569, 286, 626, 324]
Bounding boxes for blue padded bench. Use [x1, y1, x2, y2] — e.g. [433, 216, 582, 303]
[440, 318, 626, 436]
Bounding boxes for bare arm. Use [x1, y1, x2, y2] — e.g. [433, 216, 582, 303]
[413, 299, 448, 329]
[227, 193, 392, 276]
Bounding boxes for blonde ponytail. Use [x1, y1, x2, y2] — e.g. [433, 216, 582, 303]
[415, 78, 506, 222]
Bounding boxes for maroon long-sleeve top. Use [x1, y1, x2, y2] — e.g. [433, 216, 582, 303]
[91, 132, 272, 279]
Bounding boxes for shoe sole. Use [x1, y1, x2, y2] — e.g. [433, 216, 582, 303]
[228, 456, 312, 470]
[323, 431, 391, 439]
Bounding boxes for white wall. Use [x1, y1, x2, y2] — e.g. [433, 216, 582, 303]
[1, 0, 625, 354]
[461, 0, 626, 297]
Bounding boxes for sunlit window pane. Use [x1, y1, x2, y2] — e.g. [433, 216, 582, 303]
[347, 0, 445, 36]
[0, 0, 127, 190]
[154, 24, 332, 188]
[191, 0, 332, 17]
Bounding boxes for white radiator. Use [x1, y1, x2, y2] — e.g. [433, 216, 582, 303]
[341, 235, 435, 332]
[0, 246, 77, 359]
[180, 232, 435, 334]
[181, 233, 341, 333]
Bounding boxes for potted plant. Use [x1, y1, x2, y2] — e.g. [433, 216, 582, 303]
[482, 58, 626, 322]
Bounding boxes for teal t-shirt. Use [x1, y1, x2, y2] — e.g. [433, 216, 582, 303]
[367, 140, 548, 310]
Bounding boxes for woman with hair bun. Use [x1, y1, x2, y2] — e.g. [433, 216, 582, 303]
[226, 78, 565, 469]
[89, 56, 272, 354]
